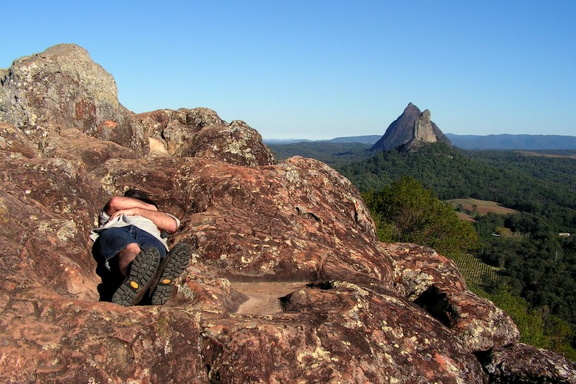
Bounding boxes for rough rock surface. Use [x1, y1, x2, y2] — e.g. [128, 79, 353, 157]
[411, 109, 438, 148]
[370, 102, 452, 152]
[1, 44, 574, 383]
[0, 44, 135, 150]
[482, 343, 576, 384]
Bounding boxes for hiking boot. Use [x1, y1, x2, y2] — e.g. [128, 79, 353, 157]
[112, 247, 161, 306]
[149, 243, 191, 305]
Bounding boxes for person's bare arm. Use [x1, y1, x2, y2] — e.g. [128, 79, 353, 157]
[105, 196, 159, 215]
[105, 196, 178, 233]
[109, 207, 179, 233]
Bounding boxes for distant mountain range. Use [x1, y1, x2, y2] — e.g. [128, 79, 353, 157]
[264, 136, 380, 145]
[266, 134, 576, 150]
[265, 102, 576, 150]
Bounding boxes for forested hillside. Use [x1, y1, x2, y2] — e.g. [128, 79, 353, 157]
[270, 142, 576, 233]
[446, 133, 576, 150]
[337, 144, 576, 232]
[268, 141, 576, 359]
[268, 141, 372, 164]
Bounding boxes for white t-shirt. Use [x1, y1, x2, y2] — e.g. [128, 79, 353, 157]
[90, 209, 180, 251]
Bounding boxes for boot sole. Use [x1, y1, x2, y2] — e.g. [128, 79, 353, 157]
[112, 247, 161, 306]
[150, 243, 191, 305]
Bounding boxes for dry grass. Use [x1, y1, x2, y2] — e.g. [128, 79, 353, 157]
[447, 198, 517, 218]
[518, 151, 576, 159]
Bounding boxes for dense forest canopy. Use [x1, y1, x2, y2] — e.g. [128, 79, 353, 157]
[332, 143, 576, 233]
[362, 177, 479, 255]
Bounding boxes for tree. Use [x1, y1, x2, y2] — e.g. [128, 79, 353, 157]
[363, 177, 479, 256]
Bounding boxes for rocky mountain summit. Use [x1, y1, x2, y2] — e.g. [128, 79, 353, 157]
[1, 44, 574, 383]
[371, 103, 452, 152]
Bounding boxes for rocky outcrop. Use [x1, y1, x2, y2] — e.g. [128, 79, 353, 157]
[413, 109, 437, 143]
[482, 343, 576, 383]
[1, 44, 574, 383]
[371, 102, 452, 152]
[132, 108, 274, 166]
[0, 44, 135, 149]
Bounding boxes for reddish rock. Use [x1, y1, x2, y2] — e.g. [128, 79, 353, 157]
[0, 43, 573, 383]
[203, 282, 486, 383]
[0, 123, 38, 159]
[384, 243, 520, 352]
[483, 343, 576, 384]
[133, 108, 276, 166]
[0, 44, 135, 150]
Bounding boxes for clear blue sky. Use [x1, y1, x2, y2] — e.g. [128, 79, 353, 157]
[1, 0, 574, 139]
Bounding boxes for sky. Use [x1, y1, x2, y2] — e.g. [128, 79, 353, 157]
[1, 1, 575, 140]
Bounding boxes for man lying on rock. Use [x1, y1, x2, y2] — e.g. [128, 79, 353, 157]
[90, 189, 190, 306]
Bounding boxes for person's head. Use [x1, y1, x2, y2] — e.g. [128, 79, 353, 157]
[124, 189, 158, 208]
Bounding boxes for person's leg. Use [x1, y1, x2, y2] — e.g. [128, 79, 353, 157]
[95, 226, 163, 275]
[92, 244, 123, 302]
[95, 226, 137, 266]
[117, 242, 141, 276]
[131, 226, 167, 259]
[112, 227, 168, 305]
[94, 226, 161, 305]
[93, 227, 136, 301]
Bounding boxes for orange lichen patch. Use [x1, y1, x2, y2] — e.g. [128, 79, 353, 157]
[101, 120, 118, 128]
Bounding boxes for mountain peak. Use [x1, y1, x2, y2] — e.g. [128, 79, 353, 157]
[371, 103, 451, 151]
[405, 102, 420, 112]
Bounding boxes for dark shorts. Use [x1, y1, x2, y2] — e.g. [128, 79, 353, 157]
[93, 225, 167, 260]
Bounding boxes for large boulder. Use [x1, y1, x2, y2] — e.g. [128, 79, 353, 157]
[483, 343, 576, 384]
[133, 108, 275, 166]
[0, 44, 135, 150]
[385, 243, 520, 352]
